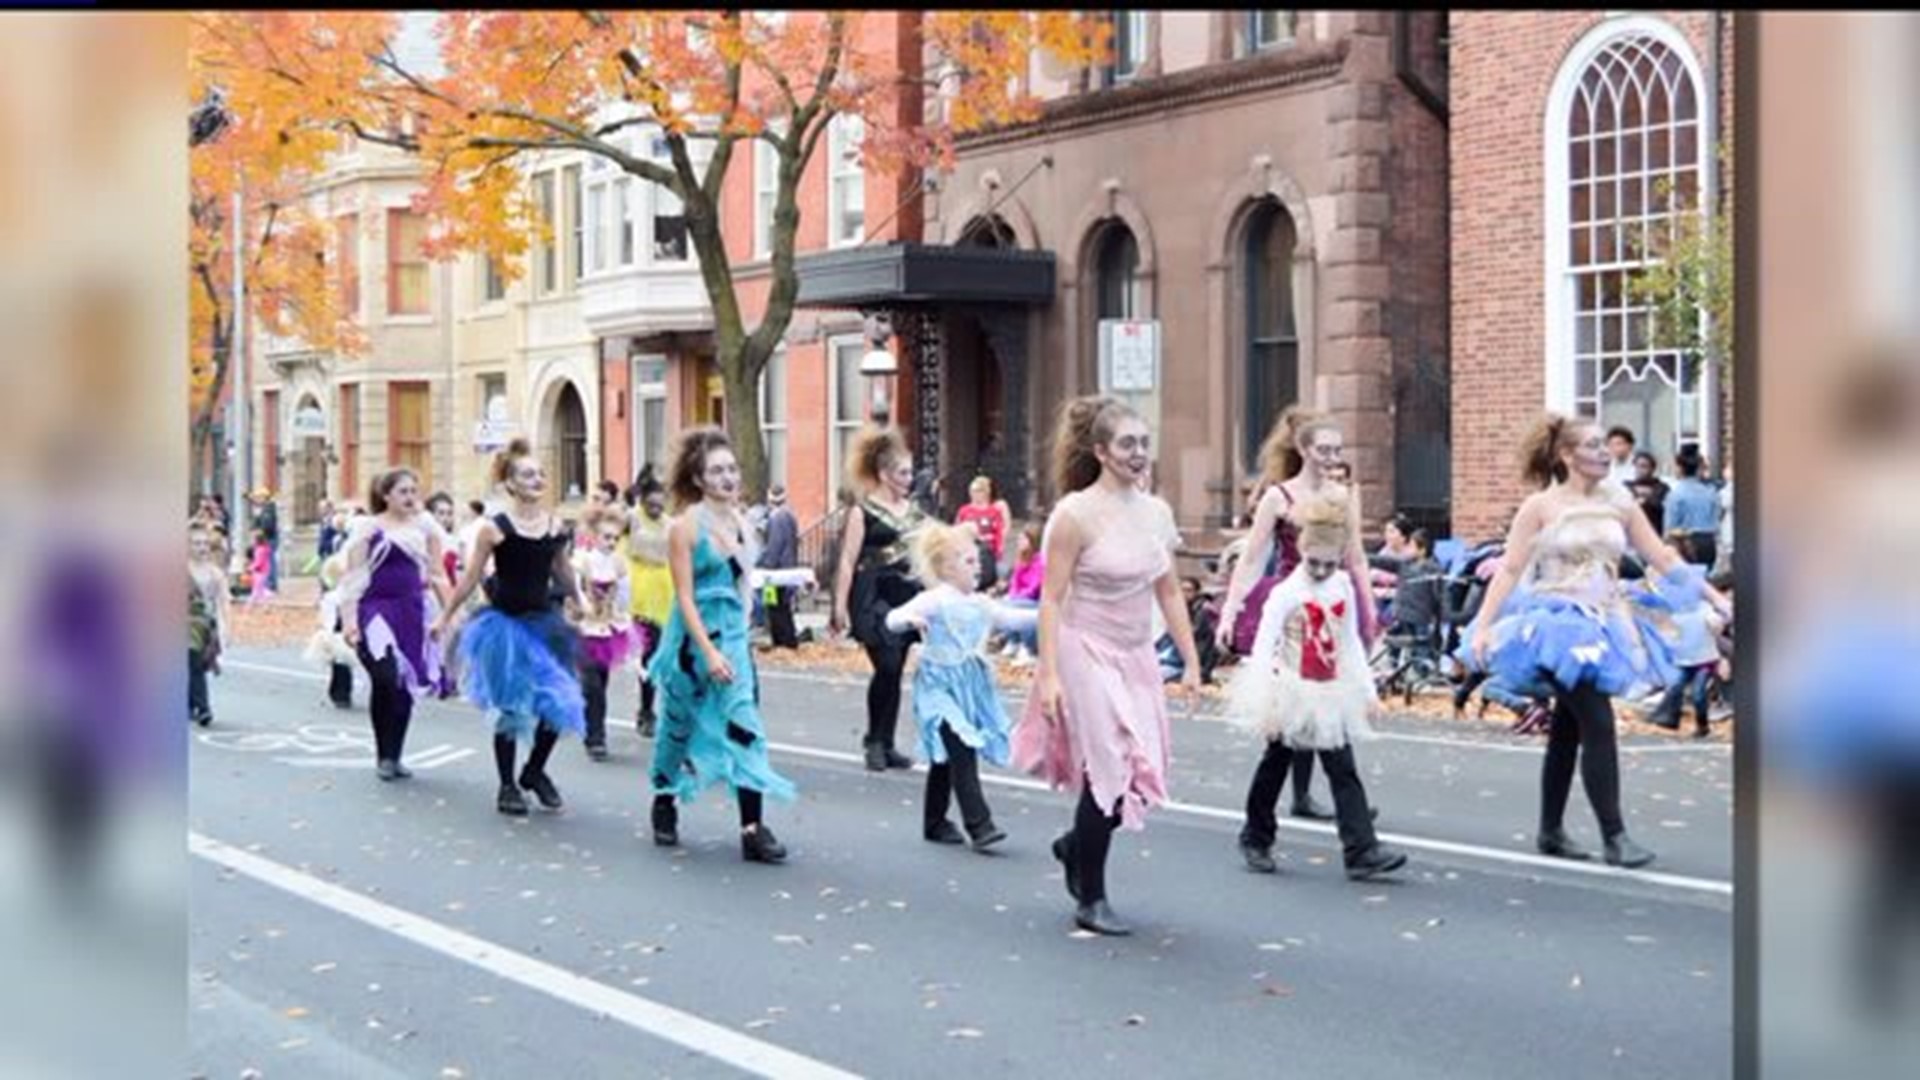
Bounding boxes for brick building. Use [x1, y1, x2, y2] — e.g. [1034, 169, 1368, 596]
[922, 11, 1450, 538]
[1449, 11, 1734, 540]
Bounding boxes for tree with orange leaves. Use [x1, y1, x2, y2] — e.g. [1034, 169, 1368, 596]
[191, 11, 1107, 495]
[189, 14, 370, 499]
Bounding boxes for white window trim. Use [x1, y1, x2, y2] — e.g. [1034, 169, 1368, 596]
[630, 354, 669, 474]
[1112, 11, 1150, 82]
[827, 114, 866, 250]
[826, 333, 865, 490]
[1248, 11, 1296, 53]
[754, 136, 780, 260]
[1542, 16, 1713, 436]
[758, 346, 789, 488]
[531, 171, 559, 298]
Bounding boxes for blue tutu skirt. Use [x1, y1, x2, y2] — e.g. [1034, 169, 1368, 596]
[1483, 569, 1696, 700]
[912, 656, 1012, 768]
[456, 607, 587, 741]
[1777, 617, 1920, 782]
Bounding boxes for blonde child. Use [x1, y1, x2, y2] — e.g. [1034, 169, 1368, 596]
[1227, 494, 1409, 881]
[572, 504, 638, 761]
[302, 552, 357, 709]
[885, 523, 1037, 851]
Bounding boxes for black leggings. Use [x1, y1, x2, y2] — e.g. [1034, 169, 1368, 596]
[1070, 785, 1124, 904]
[494, 724, 561, 786]
[581, 660, 609, 746]
[863, 640, 910, 749]
[1540, 680, 1625, 838]
[636, 621, 662, 716]
[1241, 740, 1381, 862]
[358, 646, 414, 764]
[654, 787, 765, 829]
[925, 724, 993, 833]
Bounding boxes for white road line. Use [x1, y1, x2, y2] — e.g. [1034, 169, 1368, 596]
[765, 742, 1734, 898]
[222, 658, 1732, 897]
[190, 832, 863, 1080]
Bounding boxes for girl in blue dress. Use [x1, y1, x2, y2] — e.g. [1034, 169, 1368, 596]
[647, 428, 797, 864]
[885, 523, 1036, 851]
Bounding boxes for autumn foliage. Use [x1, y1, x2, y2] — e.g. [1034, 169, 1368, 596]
[191, 11, 1107, 495]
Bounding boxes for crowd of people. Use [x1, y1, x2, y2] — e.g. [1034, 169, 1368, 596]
[188, 399, 1733, 937]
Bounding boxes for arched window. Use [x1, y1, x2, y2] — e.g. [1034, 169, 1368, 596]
[1549, 23, 1709, 460]
[1243, 199, 1299, 466]
[960, 215, 1017, 250]
[1093, 225, 1140, 321]
[554, 383, 589, 502]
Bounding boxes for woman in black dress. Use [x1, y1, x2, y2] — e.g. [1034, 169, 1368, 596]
[831, 427, 931, 772]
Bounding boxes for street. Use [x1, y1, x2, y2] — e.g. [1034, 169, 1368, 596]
[190, 646, 1732, 1079]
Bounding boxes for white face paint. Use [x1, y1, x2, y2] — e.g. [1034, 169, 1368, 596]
[1097, 418, 1153, 486]
[883, 456, 915, 500]
[700, 448, 742, 503]
[1303, 429, 1345, 480]
[509, 458, 548, 501]
[1302, 546, 1343, 583]
[1567, 425, 1613, 482]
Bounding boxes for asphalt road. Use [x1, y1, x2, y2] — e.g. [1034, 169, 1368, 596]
[189, 645, 1733, 1079]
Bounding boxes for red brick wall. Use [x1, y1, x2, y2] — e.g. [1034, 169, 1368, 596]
[1449, 12, 1732, 540]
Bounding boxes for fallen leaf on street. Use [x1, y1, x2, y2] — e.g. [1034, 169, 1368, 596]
[948, 1028, 985, 1039]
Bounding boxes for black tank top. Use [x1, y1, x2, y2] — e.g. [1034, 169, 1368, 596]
[488, 512, 569, 615]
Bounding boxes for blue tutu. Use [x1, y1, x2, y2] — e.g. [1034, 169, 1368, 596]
[1777, 617, 1920, 782]
[1482, 568, 1691, 700]
[456, 607, 587, 741]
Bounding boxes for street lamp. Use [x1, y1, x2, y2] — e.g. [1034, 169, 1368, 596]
[191, 86, 249, 572]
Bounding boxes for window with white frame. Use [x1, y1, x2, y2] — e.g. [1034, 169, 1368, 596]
[533, 173, 558, 296]
[828, 114, 866, 248]
[759, 346, 789, 489]
[583, 175, 608, 276]
[1107, 11, 1149, 83]
[617, 175, 637, 267]
[1247, 11, 1296, 53]
[1551, 28, 1708, 460]
[564, 164, 583, 286]
[827, 334, 866, 495]
[481, 255, 506, 304]
[754, 135, 780, 259]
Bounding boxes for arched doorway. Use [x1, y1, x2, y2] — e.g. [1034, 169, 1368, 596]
[551, 382, 589, 502]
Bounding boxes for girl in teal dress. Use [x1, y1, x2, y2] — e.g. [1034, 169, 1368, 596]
[647, 428, 797, 864]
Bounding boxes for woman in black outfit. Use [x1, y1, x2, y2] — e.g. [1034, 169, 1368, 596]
[832, 427, 931, 773]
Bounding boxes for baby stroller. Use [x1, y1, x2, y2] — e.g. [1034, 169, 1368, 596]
[1371, 560, 1451, 705]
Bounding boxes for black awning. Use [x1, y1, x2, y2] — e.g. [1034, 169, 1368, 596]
[793, 242, 1055, 309]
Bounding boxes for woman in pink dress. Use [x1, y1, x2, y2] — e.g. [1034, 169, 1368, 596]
[1014, 396, 1200, 936]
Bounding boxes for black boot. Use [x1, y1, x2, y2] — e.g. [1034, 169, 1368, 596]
[924, 820, 965, 845]
[497, 782, 529, 817]
[1052, 833, 1082, 901]
[742, 825, 788, 864]
[884, 747, 913, 770]
[1537, 827, 1593, 861]
[636, 708, 656, 739]
[519, 766, 564, 811]
[1345, 843, 1409, 881]
[1074, 900, 1132, 936]
[1240, 838, 1278, 874]
[1604, 832, 1656, 869]
[651, 796, 679, 847]
[864, 740, 888, 773]
[967, 821, 1007, 853]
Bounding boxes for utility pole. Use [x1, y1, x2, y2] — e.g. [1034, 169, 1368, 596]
[230, 183, 249, 573]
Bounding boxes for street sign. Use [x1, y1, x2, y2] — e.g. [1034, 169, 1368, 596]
[1099, 319, 1160, 393]
[290, 404, 328, 439]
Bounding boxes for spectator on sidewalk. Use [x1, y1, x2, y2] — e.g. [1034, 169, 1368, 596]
[1665, 444, 1721, 568]
[760, 485, 802, 649]
[1629, 451, 1669, 536]
[250, 488, 280, 591]
[1606, 426, 1638, 486]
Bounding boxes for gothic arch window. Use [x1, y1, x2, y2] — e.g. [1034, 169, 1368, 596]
[1547, 20, 1711, 460]
[553, 382, 589, 502]
[1093, 224, 1140, 321]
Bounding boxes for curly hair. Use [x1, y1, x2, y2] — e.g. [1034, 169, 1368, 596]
[1257, 406, 1342, 485]
[490, 437, 537, 488]
[908, 522, 977, 589]
[1519, 413, 1592, 489]
[1050, 395, 1142, 495]
[666, 427, 734, 511]
[848, 426, 911, 491]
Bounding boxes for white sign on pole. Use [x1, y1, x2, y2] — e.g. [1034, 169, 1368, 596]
[1099, 319, 1160, 393]
[290, 405, 329, 440]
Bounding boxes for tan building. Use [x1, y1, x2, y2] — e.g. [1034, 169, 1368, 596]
[925, 11, 1451, 538]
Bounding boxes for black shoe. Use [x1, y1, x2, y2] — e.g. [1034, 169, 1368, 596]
[376, 759, 400, 782]
[1345, 844, 1409, 881]
[192, 710, 213, 728]
[742, 826, 788, 864]
[1603, 833, 1656, 869]
[519, 768, 564, 811]
[330, 698, 353, 710]
[924, 820, 966, 845]
[1536, 828, 1593, 861]
[1291, 797, 1335, 821]
[968, 822, 1008, 852]
[497, 782, 529, 817]
[884, 747, 913, 770]
[1052, 833, 1082, 902]
[1240, 840, 1278, 874]
[1074, 900, 1132, 936]
[651, 799, 679, 847]
[586, 741, 610, 762]
[1649, 715, 1680, 731]
[864, 743, 888, 772]
[391, 759, 413, 780]
[636, 709, 656, 739]
[1693, 722, 1712, 740]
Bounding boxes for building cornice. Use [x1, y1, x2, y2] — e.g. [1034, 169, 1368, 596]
[956, 38, 1350, 153]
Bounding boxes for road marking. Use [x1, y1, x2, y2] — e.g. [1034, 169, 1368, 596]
[221, 658, 1731, 897]
[276, 746, 474, 770]
[190, 831, 863, 1080]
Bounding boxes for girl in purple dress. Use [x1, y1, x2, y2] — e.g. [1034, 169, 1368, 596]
[339, 469, 452, 781]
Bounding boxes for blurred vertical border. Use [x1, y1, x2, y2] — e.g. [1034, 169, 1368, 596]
[0, 12, 187, 1078]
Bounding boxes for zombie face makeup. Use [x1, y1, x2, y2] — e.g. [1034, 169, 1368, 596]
[1097, 418, 1153, 487]
[1302, 547, 1343, 583]
[700, 448, 742, 503]
[1566, 425, 1612, 482]
[883, 455, 915, 500]
[508, 458, 548, 501]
